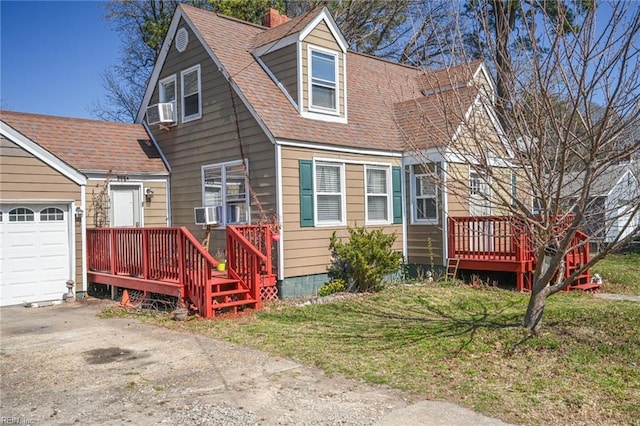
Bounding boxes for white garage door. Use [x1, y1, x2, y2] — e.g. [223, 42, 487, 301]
[0, 204, 72, 306]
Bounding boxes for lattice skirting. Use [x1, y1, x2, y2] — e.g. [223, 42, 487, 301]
[261, 286, 278, 301]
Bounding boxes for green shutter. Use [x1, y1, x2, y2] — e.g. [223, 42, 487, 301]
[392, 166, 402, 224]
[299, 160, 314, 227]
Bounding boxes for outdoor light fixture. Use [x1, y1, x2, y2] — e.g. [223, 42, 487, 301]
[144, 187, 154, 201]
[74, 206, 84, 218]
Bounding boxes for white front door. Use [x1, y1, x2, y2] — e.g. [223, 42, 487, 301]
[111, 186, 141, 227]
[0, 204, 71, 306]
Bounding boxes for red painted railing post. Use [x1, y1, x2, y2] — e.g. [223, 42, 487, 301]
[177, 229, 185, 290]
[109, 228, 116, 275]
[252, 261, 261, 310]
[142, 229, 149, 280]
[265, 225, 273, 277]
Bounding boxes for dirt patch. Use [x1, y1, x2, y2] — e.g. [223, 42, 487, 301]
[83, 347, 146, 364]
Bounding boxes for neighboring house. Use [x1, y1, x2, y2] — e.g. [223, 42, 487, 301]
[0, 111, 169, 306]
[137, 5, 513, 296]
[562, 165, 640, 246]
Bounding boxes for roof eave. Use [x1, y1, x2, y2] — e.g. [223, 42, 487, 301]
[0, 121, 87, 186]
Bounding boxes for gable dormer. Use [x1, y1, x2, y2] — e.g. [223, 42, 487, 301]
[253, 7, 348, 124]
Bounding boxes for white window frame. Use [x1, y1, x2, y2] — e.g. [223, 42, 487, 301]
[364, 165, 392, 225]
[469, 170, 492, 216]
[307, 46, 339, 115]
[181, 64, 201, 123]
[159, 74, 177, 122]
[201, 160, 250, 227]
[411, 164, 439, 224]
[314, 161, 346, 226]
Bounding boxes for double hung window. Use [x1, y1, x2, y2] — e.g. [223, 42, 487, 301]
[413, 164, 439, 222]
[159, 75, 177, 121]
[365, 166, 390, 224]
[310, 49, 337, 112]
[181, 65, 201, 122]
[315, 162, 344, 225]
[202, 161, 249, 225]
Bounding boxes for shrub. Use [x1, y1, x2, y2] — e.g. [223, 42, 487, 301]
[329, 226, 402, 292]
[318, 279, 347, 297]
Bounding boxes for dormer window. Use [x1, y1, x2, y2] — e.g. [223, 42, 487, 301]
[309, 48, 337, 113]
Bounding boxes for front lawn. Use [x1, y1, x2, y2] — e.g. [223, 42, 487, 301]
[142, 283, 640, 425]
[592, 252, 640, 295]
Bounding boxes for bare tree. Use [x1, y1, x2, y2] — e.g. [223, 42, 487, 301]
[400, 1, 640, 332]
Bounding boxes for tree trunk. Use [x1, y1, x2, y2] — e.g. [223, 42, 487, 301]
[523, 285, 549, 333]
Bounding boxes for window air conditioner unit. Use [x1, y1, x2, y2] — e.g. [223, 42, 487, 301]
[146, 103, 174, 125]
[194, 206, 218, 225]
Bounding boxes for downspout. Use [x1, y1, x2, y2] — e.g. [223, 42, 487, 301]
[441, 159, 449, 266]
[81, 184, 87, 293]
[275, 143, 284, 280]
[401, 155, 408, 262]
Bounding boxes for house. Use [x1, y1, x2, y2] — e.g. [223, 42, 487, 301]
[561, 164, 640, 249]
[0, 111, 169, 306]
[137, 5, 514, 297]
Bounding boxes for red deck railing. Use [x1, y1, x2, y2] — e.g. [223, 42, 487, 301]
[448, 216, 533, 263]
[87, 226, 277, 316]
[225, 226, 267, 310]
[87, 227, 219, 314]
[231, 225, 274, 279]
[447, 215, 591, 291]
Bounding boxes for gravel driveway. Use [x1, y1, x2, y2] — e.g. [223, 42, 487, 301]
[0, 299, 509, 425]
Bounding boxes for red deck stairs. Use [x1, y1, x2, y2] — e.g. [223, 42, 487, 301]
[87, 225, 277, 318]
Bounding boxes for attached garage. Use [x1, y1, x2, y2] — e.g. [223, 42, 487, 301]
[0, 204, 73, 306]
[2, 110, 169, 305]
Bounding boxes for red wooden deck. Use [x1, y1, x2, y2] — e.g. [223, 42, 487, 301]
[447, 216, 593, 291]
[87, 226, 277, 318]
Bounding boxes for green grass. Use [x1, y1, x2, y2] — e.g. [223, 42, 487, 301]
[592, 253, 640, 295]
[136, 283, 640, 425]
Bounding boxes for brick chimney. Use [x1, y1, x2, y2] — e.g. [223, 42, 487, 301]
[262, 8, 290, 28]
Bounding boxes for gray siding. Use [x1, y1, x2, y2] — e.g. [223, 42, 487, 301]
[262, 44, 298, 105]
[148, 19, 276, 255]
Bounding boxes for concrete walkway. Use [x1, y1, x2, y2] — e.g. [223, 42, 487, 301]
[594, 293, 640, 303]
[0, 299, 510, 425]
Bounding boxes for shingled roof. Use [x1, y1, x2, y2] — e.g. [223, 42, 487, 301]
[145, 5, 488, 153]
[252, 6, 325, 49]
[1, 110, 167, 174]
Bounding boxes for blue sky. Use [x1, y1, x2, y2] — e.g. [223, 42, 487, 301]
[1, 1, 120, 119]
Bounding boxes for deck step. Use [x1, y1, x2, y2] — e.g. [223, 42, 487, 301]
[569, 283, 602, 292]
[212, 288, 251, 298]
[213, 298, 258, 307]
[210, 277, 244, 286]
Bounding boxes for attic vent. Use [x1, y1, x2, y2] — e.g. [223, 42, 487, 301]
[175, 27, 188, 53]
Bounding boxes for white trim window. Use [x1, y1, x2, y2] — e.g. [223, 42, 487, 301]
[159, 74, 177, 121]
[309, 47, 338, 113]
[202, 160, 249, 226]
[469, 170, 491, 216]
[181, 64, 201, 122]
[315, 161, 345, 225]
[365, 165, 391, 224]
[412, 164, 439, 223]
